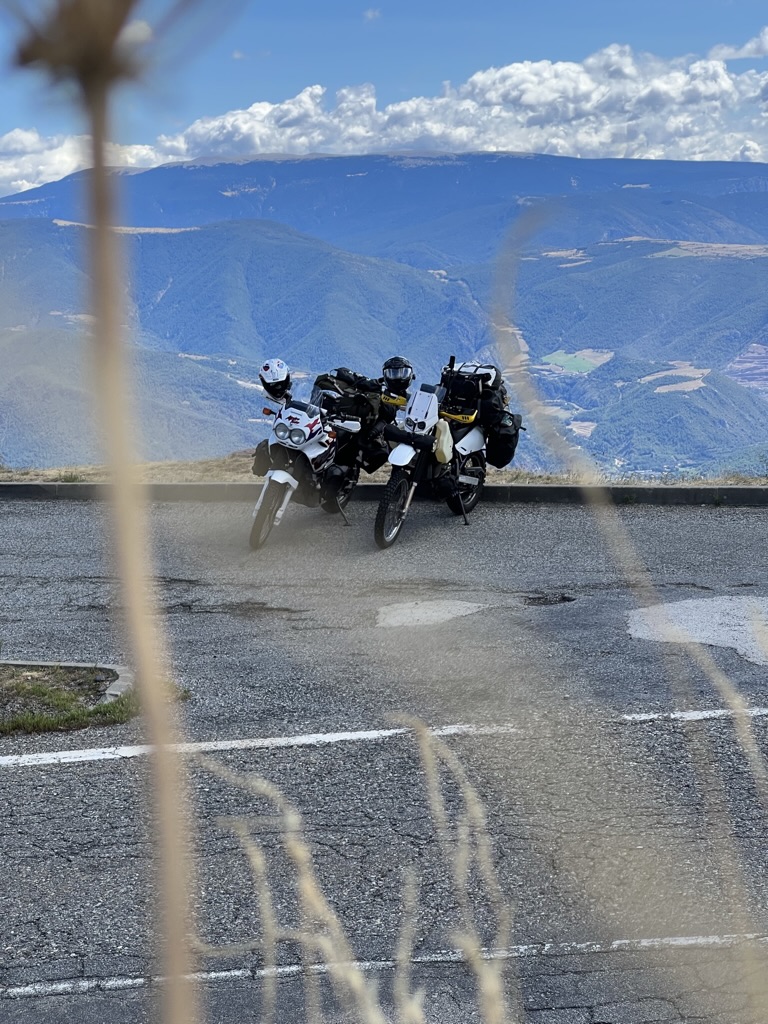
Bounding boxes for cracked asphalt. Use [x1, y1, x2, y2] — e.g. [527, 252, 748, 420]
[1, 496, 768, 1023]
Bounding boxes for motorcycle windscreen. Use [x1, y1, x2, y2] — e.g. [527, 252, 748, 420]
[404, 386, 440, 427]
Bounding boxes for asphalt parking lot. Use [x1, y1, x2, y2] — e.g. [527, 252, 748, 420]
[1, 495, 768, 1023]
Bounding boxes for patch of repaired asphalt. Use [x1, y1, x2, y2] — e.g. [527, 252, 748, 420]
[376, 599, 486, 627]
[628, 596, 768, 665]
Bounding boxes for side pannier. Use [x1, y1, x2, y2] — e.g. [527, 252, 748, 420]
[485, 412, 523, 468]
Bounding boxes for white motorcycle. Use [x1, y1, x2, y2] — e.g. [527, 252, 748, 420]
[373, 357, 487, 549]
[249, 387, 362, 550]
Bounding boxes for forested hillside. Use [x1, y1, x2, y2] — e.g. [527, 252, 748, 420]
[2, 152, 767, 472]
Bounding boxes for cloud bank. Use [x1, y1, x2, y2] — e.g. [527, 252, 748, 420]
[3, 31, 768, 197]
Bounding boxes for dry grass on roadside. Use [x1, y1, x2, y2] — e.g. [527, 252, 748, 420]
[2, 452, 767, 486]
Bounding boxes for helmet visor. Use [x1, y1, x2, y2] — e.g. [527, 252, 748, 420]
[384, 366, 412, 381]
[262, 376, 291, 399]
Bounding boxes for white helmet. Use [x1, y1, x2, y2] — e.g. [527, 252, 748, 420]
[259, 357, 291, 400]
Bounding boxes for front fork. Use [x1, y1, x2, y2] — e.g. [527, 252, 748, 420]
[397, 449, 430, 520]
[252, 469, 299, 525]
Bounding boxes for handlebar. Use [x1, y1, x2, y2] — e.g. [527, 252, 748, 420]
[330, 416, 362, 434]
[383, 423, 436, 450]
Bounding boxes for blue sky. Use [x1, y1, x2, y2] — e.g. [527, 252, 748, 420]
[2, 1, 768, 196]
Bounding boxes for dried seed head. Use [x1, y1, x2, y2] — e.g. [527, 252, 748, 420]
[15, 0, 141, 94]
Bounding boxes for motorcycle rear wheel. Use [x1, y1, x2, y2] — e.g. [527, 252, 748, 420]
[374, 471, 410, 549]
[249, 481, 284, 550]
[446, 452, 486, 515]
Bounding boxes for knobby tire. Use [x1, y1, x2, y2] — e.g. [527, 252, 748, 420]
[374, 472, 410, 549]
[446, 452, 485, 515]
[249, 481, 284, 550]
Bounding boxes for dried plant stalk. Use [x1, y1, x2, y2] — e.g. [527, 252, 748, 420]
[403, 718, 516, 1024]
[491, 203, 768, 1015]
[198, 755, 390, 1024]
[15, 5, 199, 1024]
[230, 823, 279, 1024]
[394, 869, 425, 1024]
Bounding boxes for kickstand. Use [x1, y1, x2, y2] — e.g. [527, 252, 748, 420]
[337, 497, 351, 525]
[457, 488, 470, 526]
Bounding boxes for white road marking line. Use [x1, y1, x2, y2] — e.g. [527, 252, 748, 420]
[623, 707, 768, 723]
[2, 703, 768, 770]
[0, 724, 518, 770]
[4, 934, 767, 999]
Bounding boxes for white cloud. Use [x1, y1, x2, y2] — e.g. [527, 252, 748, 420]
[117, 19, 153, 56]
[155, 44, 768, 165]
[232, 50, 246, 60]
[363, 8, 381, 21]
[5, 31, 768, 196]
[0, 129, 90, 197]
[709, 27, 768, 60]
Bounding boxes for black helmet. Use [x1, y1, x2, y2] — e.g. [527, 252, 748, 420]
[382, 355, 414, 394]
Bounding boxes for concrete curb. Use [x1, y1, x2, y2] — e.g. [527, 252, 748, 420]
[0, 660, 134, 703]
[1, 481, 768, 506]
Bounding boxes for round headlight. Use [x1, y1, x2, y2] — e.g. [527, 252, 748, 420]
[274, 422, 289, 440]
[289, 428, 307, 445]
[405, 416, 415, 429]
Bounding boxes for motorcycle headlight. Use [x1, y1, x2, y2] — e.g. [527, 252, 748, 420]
[405, 416, 415, 429]
[289, 428, 307, 445]
[274, 422, 289, 440]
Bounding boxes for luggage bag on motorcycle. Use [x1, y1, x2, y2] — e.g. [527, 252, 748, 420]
[485, 412, 523, 468]
[251, 439, 271, 476]
[440, 362, 501, 413]
[313, 371, 381, 431]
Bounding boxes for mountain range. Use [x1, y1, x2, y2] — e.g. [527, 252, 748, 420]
[1, 152, 767, 474]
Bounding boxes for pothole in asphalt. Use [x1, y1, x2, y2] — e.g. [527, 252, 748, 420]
[165, 600, 303, 617]
[523, 592, 576, 606]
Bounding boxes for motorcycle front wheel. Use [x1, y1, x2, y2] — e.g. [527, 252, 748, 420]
[446, 451, 486, 515]
[374, 471, 410, 549]
[249, 481, 285, 550]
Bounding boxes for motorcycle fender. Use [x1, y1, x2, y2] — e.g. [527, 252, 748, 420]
[455, 426, 486, 456]
[389, 443, 417, 467]
[252, 470, 299, 518]
[303, 439, 331, 461]
[267, 469, 299, 490]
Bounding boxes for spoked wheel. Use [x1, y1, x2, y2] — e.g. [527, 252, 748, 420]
[374, 471, 410, 549]
[249, 481, 285, 550]
[320, 465, 360, 514]
[445, 452, 486, 515]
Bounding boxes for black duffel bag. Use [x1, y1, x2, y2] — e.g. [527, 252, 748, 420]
[485, 412, 523, 468]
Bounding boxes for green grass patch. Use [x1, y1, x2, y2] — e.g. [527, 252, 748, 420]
[542, 349, 598, 373]
[0, 664, 140, 736]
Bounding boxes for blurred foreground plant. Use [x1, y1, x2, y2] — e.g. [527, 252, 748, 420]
[14, 3, 200, 1022]
[195, 720, 519, 1024]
